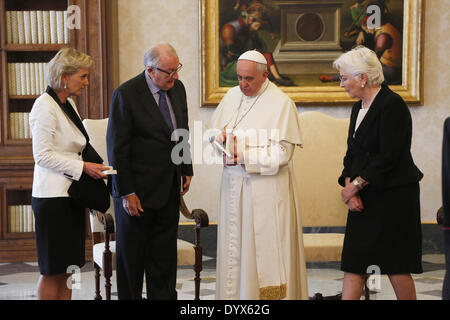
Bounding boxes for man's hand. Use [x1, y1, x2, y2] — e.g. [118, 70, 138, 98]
[122, 193, 144, 217]
[181, 175, 192, 196]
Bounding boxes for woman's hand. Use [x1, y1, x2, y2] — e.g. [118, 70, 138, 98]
[83, 162, 108, 180]
[347, 195, 364, 212]
[341, 177, 359, 203]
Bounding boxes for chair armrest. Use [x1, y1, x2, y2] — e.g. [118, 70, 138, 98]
[437, 207, 444, 225]
[90, 209, 115, 235]
[180, 196, 209, 228]
[192, 209, 209, 228]
[102, 213, 115, 235]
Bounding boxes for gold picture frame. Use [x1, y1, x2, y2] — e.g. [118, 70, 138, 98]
[200, 0, 424, 107]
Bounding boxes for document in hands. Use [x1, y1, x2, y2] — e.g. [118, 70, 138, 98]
[102, 166, 117, 175]
[212, 139, 231, 157]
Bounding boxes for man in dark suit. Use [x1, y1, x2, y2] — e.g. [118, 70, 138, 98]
[106, 43, 193, 300]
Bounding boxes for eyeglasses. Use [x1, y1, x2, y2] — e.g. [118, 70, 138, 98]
[156, 63, 183, 78]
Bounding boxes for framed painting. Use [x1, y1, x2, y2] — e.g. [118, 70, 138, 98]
[200, 0, 424, 106]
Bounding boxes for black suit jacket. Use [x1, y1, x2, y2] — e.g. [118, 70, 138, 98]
[443, 119, 450, 300]
[443, 117, 450, 228]
[338, 84, 423, 189]
[107, 71, 193, 209]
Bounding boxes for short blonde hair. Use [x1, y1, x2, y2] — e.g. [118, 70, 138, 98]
[46, 47, 93, 91]
[333, 46, 384, 86]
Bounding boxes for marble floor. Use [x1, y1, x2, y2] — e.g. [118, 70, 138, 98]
[0, 254, 446, 300]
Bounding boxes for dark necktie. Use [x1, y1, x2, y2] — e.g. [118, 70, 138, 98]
[157, 90, 174, 132]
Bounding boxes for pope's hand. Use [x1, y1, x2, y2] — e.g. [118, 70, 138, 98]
[216, 132, 227, 145]
[223, 135, 243, 166]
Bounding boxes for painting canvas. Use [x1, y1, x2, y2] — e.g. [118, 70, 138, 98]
[200, 0, 424, 106]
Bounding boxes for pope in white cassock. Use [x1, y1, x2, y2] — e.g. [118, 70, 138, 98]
[208, 50, 309, 300]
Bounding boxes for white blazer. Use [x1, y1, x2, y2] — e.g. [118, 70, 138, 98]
[29, 92, 86, 198]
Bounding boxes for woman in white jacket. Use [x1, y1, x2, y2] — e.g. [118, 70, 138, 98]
[30, 48, 108, 300]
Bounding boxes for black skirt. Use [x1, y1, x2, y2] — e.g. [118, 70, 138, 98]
[32, 197, 86, 275]
[341, 182, 423, 275]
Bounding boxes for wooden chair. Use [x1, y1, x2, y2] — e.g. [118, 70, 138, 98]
[437, 207, 444, 225]
[83, 118, 209, 300]
[292, 111, 369, 300]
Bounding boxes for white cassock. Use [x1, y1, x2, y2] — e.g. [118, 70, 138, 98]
[207, 78, 308, 300]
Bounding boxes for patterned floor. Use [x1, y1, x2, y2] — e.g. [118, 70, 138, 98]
[0, 254, 446, 300]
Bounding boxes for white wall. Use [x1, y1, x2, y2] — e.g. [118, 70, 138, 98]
[116, 0, 449, 223]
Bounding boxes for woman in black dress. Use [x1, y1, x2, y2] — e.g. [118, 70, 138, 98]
[334, 46, 423, 300]
[30, 48, 108, 299]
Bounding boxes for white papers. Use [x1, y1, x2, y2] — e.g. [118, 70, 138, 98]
[102, 166, 117, 175]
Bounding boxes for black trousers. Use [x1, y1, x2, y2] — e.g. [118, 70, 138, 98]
[114, 181, 180, 300]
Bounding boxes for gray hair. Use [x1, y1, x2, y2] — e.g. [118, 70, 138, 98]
[46, 47, 93, 91]
[237, 60, 268, 75]
[333, 46, 384, 86]
[256, 62, 268, 74]
[143, 43, 178, 68]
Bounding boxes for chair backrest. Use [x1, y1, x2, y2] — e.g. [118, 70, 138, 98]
[292, 111, 349, 227]
[82, 118, 115, 233]
[83, 118, 109, 166]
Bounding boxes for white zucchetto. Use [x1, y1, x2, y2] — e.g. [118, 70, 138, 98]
[238, 50, 267, 65]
